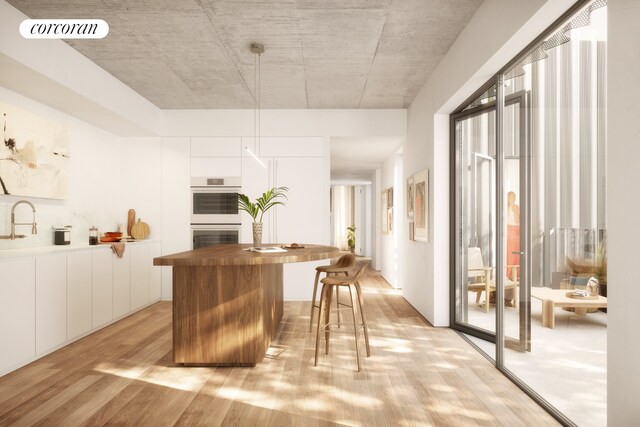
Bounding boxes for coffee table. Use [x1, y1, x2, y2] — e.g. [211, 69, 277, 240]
[531, 287, 607, 329]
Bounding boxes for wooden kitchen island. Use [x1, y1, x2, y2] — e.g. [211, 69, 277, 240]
[153, 244, 339, 366]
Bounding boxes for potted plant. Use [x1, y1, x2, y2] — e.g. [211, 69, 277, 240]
[347, 225, 356, 253]
[238, 186, 288, 247]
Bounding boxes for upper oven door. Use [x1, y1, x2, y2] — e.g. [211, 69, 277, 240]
[191, 186, 241, 224]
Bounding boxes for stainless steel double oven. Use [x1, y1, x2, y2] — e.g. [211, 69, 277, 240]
[190, 177, 241, 249]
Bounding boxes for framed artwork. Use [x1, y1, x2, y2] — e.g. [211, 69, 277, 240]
[387, 207, 393, 234]
[381, 190, 388, 233]
[409, 222, 415, 241]
[407, 176, 414, 219]
[413, 169, 429, 242]
[387, 187, 393, 208]
[1, 102, 70, 199]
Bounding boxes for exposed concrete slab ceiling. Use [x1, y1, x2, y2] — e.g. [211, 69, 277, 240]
[6, 0, 483, 109]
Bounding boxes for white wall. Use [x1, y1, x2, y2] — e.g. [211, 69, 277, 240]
[0, 87, 161, 250]
[402, 0, 575, 326]
[378, 151, 403, 288]
[607, 0, 640, 423]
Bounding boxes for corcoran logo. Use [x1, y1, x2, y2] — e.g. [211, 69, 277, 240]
[19, 19, 109, 39]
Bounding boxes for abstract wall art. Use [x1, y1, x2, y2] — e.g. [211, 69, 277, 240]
[1, 102, 70, 199]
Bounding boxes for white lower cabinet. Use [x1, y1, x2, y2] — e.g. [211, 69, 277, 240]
[149, 243, 161, 301]
[36, 254, 67, 355]
[92, 249, 113, 328]
[67, 251, 93, 340]
[129, 244, 150, 310]
[0, 257, 36, 373]
[113, 249, 131, 318]
[1, 242, 160, 376]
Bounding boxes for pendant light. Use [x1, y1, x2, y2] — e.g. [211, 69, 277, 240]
[246, 42, 266, 168]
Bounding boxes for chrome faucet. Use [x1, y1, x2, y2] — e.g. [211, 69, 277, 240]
[1, 200, 37, 240]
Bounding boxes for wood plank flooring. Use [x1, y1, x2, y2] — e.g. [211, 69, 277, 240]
[0, 271, 559, 426]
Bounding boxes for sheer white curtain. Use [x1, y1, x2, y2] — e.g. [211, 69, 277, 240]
[332, 185, 354, 250]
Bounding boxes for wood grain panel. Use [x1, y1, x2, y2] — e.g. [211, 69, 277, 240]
[172, 264, 283, 366]
[153, 244, 339, 267]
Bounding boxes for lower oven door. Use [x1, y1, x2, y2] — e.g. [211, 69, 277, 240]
[191, 224, 241, 249]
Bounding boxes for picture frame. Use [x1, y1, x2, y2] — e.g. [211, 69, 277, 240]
[407, 176, 414, 219]
[1, 101, 70, 199]
[413, 169, 429, 242]
[381, 189, 388, 234]
[409, 222, 415, 241]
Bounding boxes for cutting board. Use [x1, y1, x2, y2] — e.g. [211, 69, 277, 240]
[127, 209, 135, 237]
[131, 218, 150, 240]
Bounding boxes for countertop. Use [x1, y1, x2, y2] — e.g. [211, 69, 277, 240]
[0, 239, 159, 260]
[154, 244, 339, 267]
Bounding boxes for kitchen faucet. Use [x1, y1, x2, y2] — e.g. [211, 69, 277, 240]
[0, 200, 37, 240]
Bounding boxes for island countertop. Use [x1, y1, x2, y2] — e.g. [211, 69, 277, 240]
[153, 243, 340, 267]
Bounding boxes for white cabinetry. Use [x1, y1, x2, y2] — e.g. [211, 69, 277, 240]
[240, 157, 272, 244]
[35, 254, 67, 355]
[112, 250, 131, 318]
[191, 137, 241, 157]
[92, 249, 113, 328]
[0, 257, 35, 373]
[67, 251, 92, 340]
[130, 244, 150, 310]
[149, 243, 162, 301]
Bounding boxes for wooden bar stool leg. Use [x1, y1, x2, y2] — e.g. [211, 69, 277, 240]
[325, 284, 334, 355]
[309, 269, 322, 332]
[348, 284, 361, 372]
[314, 283, 329, 366]
[354, 281, 370, 357]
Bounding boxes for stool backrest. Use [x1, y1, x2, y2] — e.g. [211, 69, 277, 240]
[351, 263, 367, 282]
[334, 254, 356, 269]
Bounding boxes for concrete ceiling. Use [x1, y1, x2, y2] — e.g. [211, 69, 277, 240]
[7, 0, 483, 109]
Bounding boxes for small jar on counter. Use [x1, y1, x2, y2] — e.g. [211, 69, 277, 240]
[89, 226, 99, 245]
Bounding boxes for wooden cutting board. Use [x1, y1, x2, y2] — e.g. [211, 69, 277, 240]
[131, 218, 150, 240]
[127, 209, 135, 237]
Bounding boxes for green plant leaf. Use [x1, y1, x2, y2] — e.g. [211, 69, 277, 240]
[238, 193, 259, 220]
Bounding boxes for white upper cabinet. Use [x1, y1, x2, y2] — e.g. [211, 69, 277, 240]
[191, 137, 241, 157]
[36, 253, 67, 355]
[67, 251, 93, 340]
[260, 137, 325, 158]
[191, 158, 241, 178]
[0, 257, 36, 373]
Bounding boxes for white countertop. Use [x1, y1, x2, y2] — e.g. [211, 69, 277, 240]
[0, 239, 159, 260]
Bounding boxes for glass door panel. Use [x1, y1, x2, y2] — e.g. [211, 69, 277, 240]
[453, 97, 497, 338]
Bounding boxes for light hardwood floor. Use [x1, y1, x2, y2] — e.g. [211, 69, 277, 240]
[0, 271, 559, 426]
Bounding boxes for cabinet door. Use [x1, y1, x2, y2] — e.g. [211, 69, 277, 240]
[149, 243, 162, 301]
[241, 157, 273, 244]
[191, 137, 241, 157]
[191, 157, 241, 177]
[113, 250, 130, 318]
[36, 254, 67, 354]
[274, 157, 328, 244]
[67, 251, 93, 340]
[0, 257, 36, 373]
[92, 249, 113, 328]
[274, 157, 330, 300]
[130, 244, 150, 310]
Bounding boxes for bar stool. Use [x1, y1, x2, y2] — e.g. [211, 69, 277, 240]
[309, 254, 356, 332]
[314, 263, 370, 372]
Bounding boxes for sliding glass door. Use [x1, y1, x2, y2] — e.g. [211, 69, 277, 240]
[451, 1, 607, 425]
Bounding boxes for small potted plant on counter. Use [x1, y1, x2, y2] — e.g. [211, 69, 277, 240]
[238, 186, 289, 247]
[347, 225, 356, 253]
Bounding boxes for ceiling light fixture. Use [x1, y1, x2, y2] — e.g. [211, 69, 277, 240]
[245, 42, 267, 168]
